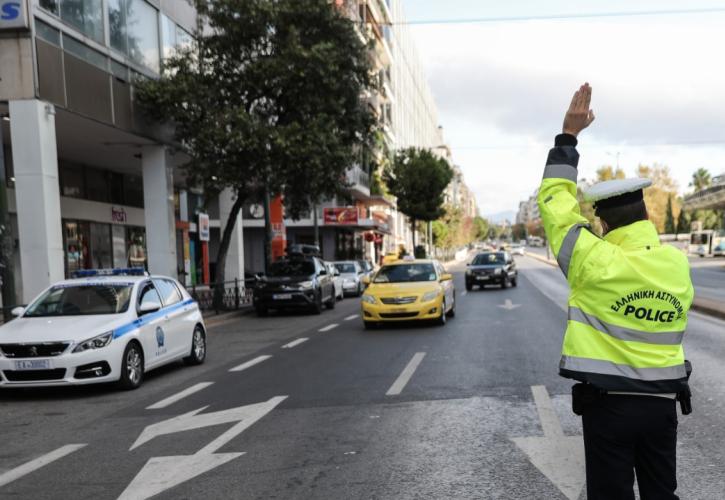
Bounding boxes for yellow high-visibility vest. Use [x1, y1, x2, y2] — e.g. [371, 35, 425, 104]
[538, 141, 693, 393]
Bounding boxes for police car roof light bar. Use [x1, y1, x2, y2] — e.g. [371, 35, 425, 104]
[71, 268, 148, 278]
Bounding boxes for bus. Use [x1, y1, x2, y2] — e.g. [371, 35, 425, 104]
[689, 230, 725, 257]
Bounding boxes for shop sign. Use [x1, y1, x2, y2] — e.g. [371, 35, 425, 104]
[198, 213, 210, 241]
[323, 207, 359, 225]
[111, 206, 127, 223]
[0, 1, 29, 31]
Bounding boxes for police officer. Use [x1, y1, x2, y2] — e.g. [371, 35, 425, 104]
[538, 83, 693, 500]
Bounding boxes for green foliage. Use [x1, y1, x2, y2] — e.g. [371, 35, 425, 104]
[676, 208, 689, 235]
[136, 0, 376, 218]
[511, 223, 527, 241]
[472, 216, 490, 240]
[596, 165, 626, 181]
[432, 220, 449, 246]
[384, 148, 454, 223]
[664, 196, 676, 234]
[690, 167, 712, 192]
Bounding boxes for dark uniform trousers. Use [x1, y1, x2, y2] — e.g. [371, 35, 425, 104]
[582, 394, 679, 500]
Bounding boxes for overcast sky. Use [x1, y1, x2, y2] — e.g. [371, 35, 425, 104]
[402, 0, 725, 218]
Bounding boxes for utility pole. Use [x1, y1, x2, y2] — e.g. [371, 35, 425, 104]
[0, 118, 16, 319]
[263, 187, 273, 274]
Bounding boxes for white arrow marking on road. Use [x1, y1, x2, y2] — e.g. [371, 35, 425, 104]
[0, 444, 87, 488]
[120, 396, 287, 500]
[498, 299, 521, 310]
[229, 354, 272, 372]
[146, 382, 214, 410]
[319, 323, 339, 332]
[282, 338, 308, 349]
[511, 385, 585, 500]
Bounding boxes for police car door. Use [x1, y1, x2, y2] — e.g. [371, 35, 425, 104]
[136, 281, 173, 368]
[152, 278, 191, 359]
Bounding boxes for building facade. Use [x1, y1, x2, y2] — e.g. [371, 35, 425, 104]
[0, 0, 246, 305]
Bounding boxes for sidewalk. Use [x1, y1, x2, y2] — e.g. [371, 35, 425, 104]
[526, 252, 725, 320]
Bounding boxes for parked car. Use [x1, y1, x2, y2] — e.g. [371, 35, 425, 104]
[465, 251, 518, 290]
[0, 268, 206, 390]
[326, 262, 345, 301]
[510, 244, 525, 256]
[334, 261, 365, 296]
[358, 259, 375, 279]
[361, 259, 455, 328]
[253, 256, 335, 315]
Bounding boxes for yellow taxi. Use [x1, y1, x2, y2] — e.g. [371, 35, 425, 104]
[381, 251, 400, 265]
[361, 258, 456, 329]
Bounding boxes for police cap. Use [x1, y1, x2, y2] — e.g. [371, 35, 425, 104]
[583, 178, 652, 213]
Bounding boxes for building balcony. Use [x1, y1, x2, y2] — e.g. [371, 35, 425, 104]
[347, 165, 371, 200]
[683, 174, 725, 210]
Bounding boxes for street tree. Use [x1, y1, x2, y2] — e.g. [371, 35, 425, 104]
[473, 216, 490, 241]
[136, 0, 376, 294]
[636, 164, 679, 233]
[665, 195, 676, 234]
[676, 207, 689, 235]
[690, 167, 712, 192]
[596, 165, 626, 181]
[384, 148, 453, 248]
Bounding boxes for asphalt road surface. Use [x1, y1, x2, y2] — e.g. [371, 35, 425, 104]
[2, 256, 724, 499]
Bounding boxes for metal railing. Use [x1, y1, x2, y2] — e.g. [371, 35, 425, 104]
[188, 278, 255, 313]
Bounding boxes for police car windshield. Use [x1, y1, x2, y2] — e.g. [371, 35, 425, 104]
[472, 253, 505, 265]
[374, 264, 437, 283]
[24, 284, 133, 317]
[268, 261, 315, 277]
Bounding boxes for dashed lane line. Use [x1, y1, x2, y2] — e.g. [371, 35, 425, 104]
[386, 352, 426, 396]
[229, 355, 272, 372]
[0, 444, 87, 488]
[344, 314, 359, 321]
[146, 382, 215, 410]
[318, 323, 339, 332]
[282, 338, 309, 349]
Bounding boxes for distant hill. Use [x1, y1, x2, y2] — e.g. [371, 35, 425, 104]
[484, 210, 516, 224]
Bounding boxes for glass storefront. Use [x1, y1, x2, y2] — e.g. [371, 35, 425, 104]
[63, 220, 146, 277]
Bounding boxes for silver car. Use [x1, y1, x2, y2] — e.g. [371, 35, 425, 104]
[333, 261, 365, 297]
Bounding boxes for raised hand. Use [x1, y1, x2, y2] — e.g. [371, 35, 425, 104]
[563, 83, 595, 137]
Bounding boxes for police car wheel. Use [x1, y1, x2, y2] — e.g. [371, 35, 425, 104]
[118, 342, 144, 390]
[184, 326, 206, 365]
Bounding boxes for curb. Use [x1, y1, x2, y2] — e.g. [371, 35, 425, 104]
[524, 253, 725, 321]
[203, 307, 253, 327]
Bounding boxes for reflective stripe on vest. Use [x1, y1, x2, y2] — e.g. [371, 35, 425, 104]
[560, 355, 687, 381]
[557, 223, 589, 278]
[543, 163, 577, 182]
[568, 307, 685, 346]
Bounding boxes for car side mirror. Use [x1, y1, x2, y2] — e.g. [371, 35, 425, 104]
[440, 273, 453, 281]
[319, 269, 327, 276]
[139, 300, 162, 315]
[11, 306, 25, 317]
[362, 276, 370, 285]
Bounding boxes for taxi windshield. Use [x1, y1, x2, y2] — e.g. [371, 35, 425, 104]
[473, 253, 505, 265]
[24, 284, 134, 317]
[373, 263, 437, 283]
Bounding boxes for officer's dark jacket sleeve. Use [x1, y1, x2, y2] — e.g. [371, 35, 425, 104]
[537, 134, 603, 287]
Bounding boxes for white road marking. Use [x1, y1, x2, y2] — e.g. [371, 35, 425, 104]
[121, 397, 287, 500]
[386, 352, 426, 396]
[498, 299, 521, 310]
[511, 386, 585, 500]
[146, 382, 214, 410]
[282, 338, 308, 349]
[229, 355, 272, 372]
[318, 323, 339, 332]
[0, 444, 87, 488]
[344, 314, 359, 321]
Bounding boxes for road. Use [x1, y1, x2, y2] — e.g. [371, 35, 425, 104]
[2, 256, 725, 499]
[525, 245, 725, 303]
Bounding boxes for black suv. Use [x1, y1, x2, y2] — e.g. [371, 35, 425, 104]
[253, 256, 336, 315]
[465, 251, 518, 290]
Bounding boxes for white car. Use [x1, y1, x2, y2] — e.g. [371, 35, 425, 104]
[325, 262, 345, 301]
[511, 245, 525, 256]
[0, 269, 206, 390]
[334, 261, 365, 296]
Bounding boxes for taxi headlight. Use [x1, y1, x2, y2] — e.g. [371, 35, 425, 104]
[361, 294, 377, 304]
[72, 331, 113, 353]
[422, 290, 440, 302]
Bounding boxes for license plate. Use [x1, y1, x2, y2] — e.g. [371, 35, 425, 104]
[477, 276, 489, 281]
[14, 359, 52, 370]
[392, 308, 408, 313]
[273, 293, 293, 300]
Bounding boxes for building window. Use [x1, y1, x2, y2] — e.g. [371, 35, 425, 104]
[39, 0, 60, 16]
[85, 168, 109, 203]
[60, 165, 85, 198]
[160, 14, 176, 60]
[108, 0, 160, 73]
[62, 34, 108, 71]
[40, 0, 104, 43]
[35, 19, 61, 46]
[123, 174, 144, 208]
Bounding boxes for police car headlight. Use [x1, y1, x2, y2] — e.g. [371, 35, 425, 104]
[361, 294, 377, 304]
[73, 331, 113, 353]
[421, 290, 440, 302]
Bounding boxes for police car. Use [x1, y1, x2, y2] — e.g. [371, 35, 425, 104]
[0, 269, 206, 390]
